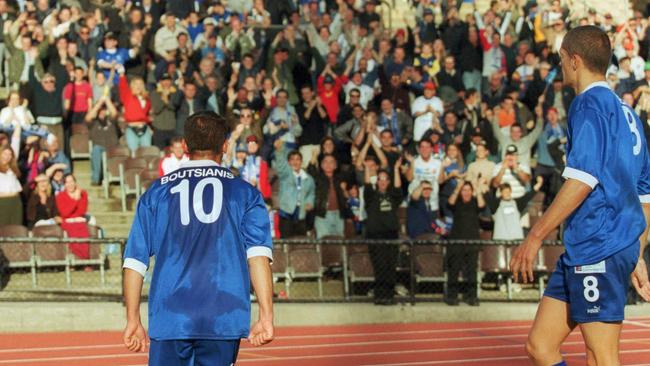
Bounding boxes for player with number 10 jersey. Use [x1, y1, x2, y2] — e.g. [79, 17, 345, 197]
[122, 112, 274, 365]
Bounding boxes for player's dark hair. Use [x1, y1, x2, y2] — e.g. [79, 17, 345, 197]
[288, 150, 302, 161]
[561, 25, 611, 75]
[499, 183, 512, 191]
[184, 111, 228, 154]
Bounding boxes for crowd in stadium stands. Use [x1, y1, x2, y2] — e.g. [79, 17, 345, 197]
[0, 0, 649, 304]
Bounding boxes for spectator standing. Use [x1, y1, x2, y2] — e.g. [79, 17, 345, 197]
[240, 135, 271, 200]
[364, 159, 403, 305]
[29, 62, 67, 155]
[56, 174, 90, 260]
[312, 154, 349, 239]
[119, 73, 152, 151]
[63, 66, 93, 125]
[407, 180, 439, 238]
[379, 98, 413, 148]
[158, 137, 189, 176]
[96, 32, 138, 84]
[0, 91, 35, 130]
[26, 174, 61, 229]
[317, 64, 351, 128]
[411, 81, 444, 142]
[491, 144, 531, 199]
[491, 105, 543, 166]
[45, 135, 71, 175]
[406, 139, 445, 213]
[445, 180, 487, 306]
[273, 139, 315, 238]
[488, 177, 543, 240]
[85, 97, 119, 186]
[154, 12, 188, 62]
[263, 89, 301, 152]
[0, 143, 22, 225]
[465, 142, 496, 192]
[297, 85, 328, 168]
[150, 73, 179, 149]
[173, 80, 205, 137]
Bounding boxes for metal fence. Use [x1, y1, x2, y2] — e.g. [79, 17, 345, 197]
[0, 236, 126, 302]
[0, 235, 566, 304]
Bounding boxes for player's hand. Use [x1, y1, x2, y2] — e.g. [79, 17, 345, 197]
[248, 318, 274, 347]
[510, 234, 542, 284]
[123, 320, 147, 352]
[631, 258, 650, 302]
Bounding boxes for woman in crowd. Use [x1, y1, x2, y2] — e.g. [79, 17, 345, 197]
[55, 174, 90, 260]
[0, 135, 23, 225]
[26, 174, 61, 228]
[445, 179, 487, 306]
[364, 158, 403, 305]
[119, 71, 152, 151]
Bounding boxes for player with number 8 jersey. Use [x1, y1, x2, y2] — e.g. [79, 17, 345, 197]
[509, 26, 650, 366]
[121, 112, 274, 365]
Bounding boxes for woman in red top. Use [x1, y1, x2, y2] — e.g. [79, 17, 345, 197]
[55, 174, 90, 259]
[119, 72, 152, 151]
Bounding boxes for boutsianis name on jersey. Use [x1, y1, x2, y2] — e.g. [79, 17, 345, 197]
[161, 168, 234, 185]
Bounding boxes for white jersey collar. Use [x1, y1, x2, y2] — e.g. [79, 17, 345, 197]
[580, 81, 610, 95]
[180, 160, 220, 168]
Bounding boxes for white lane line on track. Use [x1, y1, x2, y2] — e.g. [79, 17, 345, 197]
[4, 327, 650, 359]
[360, 348, 650, 366]
[0, 353, 147, 364]
[625, 320, 650, 329]
[237, 340, 650, 364]
[0, 325, 532, 354]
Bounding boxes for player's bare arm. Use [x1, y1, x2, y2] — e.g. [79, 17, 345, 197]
[510, 179, 592, 283]
[632, 203, 650, 301]
[248, 256, 274, 347]
[123, 268, 147, 352]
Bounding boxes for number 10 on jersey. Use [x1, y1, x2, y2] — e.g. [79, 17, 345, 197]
[170, 178, 224, 225]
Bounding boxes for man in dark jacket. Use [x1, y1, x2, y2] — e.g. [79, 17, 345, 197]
[174, 80, 206, 136]
[309, 154, 350, 239]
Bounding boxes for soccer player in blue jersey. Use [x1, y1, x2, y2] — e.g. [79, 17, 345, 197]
[510, 26, 650, 366]
[121, 112, 274, 365]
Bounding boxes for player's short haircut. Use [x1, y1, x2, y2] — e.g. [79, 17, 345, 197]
[288, 150, 302, 161]
[561, 25, 611, 75]
[184, 111, 228, 154]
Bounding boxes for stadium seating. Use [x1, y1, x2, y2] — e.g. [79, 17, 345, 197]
[67, 225, 107, 285]
[139, 169, 160, 192]
[135, 146, 161, 167]
[347, 243, 374, 294]
[70, 124, 91, 160]
[0, 225, 35, 286]
[119, 157, 147, 212]
[413, 233, 447, 291]
[32, 224, 70, 286]
[102, 146, 130, 198]
[271, 244, 291, 296]
[287, 238, 324, 298]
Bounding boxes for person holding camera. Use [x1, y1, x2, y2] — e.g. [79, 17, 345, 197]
[491, 144, 531, 199]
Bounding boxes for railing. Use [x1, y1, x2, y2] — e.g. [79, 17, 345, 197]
[0, 237, 564, 304]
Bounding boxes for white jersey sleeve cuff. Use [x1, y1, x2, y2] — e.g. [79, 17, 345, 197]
[562, 167, 598, 189]
[247, 246, 273, 261]
[123, 258, 148, 277]
[640, 194, 650, 204]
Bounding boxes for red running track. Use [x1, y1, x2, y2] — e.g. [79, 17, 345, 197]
[2, 318, 650, 365]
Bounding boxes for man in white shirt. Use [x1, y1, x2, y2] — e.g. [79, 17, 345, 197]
[344, 73, 374, 108]
[406, 139, 445, 212]
[411, 81, 444, 142]
[159, 137, 189, 176]
[490, 144, 531, 199]
[154, 12, 189, 61]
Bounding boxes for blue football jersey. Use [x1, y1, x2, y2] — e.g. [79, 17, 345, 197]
[123, 160, 272, 341]
[562, 81, 650, 266]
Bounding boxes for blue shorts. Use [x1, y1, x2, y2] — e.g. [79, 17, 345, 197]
[544, 243, 638, 323]
[149, 339, 240, 366]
